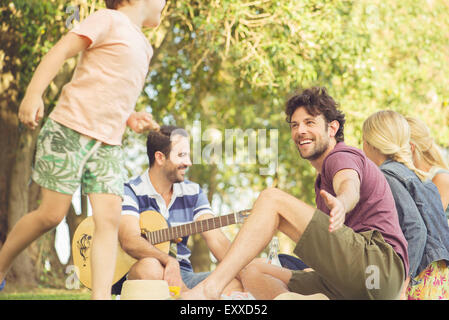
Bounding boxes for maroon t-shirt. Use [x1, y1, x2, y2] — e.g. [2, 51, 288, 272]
[315, 142, 409, 276]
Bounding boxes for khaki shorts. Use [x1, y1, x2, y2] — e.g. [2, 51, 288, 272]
[287, 210, 405, 300]
[32, 118, 125, 197]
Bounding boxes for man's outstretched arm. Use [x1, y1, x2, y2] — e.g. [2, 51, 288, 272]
[320, 168, 361, 232]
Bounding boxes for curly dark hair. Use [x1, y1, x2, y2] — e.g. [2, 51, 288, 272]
[105, 0, 130, 9]
[285, 87, 346, 142]
[146, 126, 189, 167]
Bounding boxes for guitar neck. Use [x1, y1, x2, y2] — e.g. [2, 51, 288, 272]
[146, 213, 236, 245]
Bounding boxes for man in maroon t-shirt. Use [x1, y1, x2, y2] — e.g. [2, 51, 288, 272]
[183, 87, 409, 300]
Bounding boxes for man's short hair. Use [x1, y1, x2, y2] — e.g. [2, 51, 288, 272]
[285, 87, 346, 142]
[146, 125, 189, 167]
[105, 0, 130, 9]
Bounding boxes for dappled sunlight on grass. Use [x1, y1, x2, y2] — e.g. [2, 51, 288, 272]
[0, 288, 91, 300]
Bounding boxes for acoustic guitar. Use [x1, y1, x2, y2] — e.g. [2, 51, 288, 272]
[72, 209, 251, 289]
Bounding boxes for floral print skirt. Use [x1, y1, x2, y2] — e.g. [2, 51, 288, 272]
[407, 260, 449, 300]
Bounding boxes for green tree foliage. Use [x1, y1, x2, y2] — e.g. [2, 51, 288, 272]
[137, 0, 449, 259]
[142, 0, 449, 204]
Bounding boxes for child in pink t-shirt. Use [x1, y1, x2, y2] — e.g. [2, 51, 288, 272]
[0, 0, 166, 299]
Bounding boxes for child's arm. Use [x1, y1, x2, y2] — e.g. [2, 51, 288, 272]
[18, 33, 91, 129]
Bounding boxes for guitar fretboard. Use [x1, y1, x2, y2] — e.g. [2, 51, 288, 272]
[146, 213, 236, 245]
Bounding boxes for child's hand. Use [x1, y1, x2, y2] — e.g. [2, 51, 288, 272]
[127, 111, 160, 133]
[18, 93, 44, 130]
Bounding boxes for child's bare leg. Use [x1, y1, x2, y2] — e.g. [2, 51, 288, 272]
[89, 193, 121, 300]
[0, 188, 72, 282]
[182, 187, 315, 300]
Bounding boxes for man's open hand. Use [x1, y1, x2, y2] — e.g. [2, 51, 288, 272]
[163, 257, 185, 289]
[320, 189, 346, 232]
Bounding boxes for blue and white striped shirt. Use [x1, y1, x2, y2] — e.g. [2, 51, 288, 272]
[122, 170, 214, 271]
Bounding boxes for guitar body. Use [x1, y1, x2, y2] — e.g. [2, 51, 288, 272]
[72, 210, 170, 289]
[72, 208, 249, 290]
[139, 211, 171, 254]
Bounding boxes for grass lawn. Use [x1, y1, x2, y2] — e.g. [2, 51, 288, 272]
[0, 288, 92, 300]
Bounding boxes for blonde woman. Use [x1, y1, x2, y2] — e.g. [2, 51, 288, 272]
[362, 110, 449, 300]
[406, 116, 449, 219]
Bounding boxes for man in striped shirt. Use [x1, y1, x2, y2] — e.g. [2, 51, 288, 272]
[112, 125, 243, 295]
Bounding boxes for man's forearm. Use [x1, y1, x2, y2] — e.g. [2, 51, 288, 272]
[121, 236, 173, 266]
[335, 179, 360, 213]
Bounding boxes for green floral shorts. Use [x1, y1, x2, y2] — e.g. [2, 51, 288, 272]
[32, 118, 125, 197]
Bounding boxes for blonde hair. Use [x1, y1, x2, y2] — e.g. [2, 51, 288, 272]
[362, 110, 428, 181]
[406, 116, 449, 171]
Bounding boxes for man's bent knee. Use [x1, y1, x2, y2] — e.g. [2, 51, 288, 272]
[259, 187, 283, 202]
[240, 263, 263, 288]
[240, 259, 265, 278]
[129, 258, 164, 280]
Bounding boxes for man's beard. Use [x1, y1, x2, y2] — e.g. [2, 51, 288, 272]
[165, 165, 187, 183]
[297, 137, 330, 161]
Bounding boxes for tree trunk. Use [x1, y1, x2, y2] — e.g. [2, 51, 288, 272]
[0, 2, 74, 288]
[0, 57, 22, 287]
[0, 25, 44, 288]
[0, 76, 19, 248]
[5, 125, 40, 288]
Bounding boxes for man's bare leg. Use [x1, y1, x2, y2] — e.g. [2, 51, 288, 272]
[89, 193, 122, 300]
[0, 188, 72, 283]
[181, 187, 315, 300]
[222, 278, 245, 295]
[240, 260, 292, 300]
[128, 257, 165, 280]
[127, 257, 190, 292]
